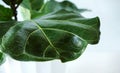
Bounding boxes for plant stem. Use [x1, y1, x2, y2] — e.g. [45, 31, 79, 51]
[10, 0, 18, 21]
[13, 7, 17, 21]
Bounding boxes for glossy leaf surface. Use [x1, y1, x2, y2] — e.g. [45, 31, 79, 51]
[0, 21, 15, 43]
[40, 0, 88, 15]
[31, 0, 90, 19]
[0, 0, 100, 63]
[34, 9, 100, 44]
[1, 9, 100, 62]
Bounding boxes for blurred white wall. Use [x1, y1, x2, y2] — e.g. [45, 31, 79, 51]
[0, 0, 120, 73]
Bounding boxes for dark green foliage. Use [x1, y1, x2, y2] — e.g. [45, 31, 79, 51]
[0, 5, 13, 21]
[29, 0, 44, 11]
[0, 0, 100, 64]
[1, 9, 100, 62]
[0, 21, 15, 43]
[2, 0, 23, 5]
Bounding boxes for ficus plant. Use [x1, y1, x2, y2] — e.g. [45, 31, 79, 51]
[0, 0, 100, 65]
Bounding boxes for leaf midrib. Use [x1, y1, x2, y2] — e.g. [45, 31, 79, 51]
[42, 28, 98, 42]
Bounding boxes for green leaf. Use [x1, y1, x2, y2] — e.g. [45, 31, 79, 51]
[19, 0, 31, 20]
[2, 0, 23, 5]
[20, 0, 44, 11]
[20, 0, 72, 19]
[0, 21, 15, 44]
[31, 0, 89, 18]
[40, 0, 88, 15]
[40, 0, 61, 14]
[30, 0, 61, 19]
[1, 21, 88, 62]
[31, 0, 73, 19]
[29, 0, 44, 11]
[1, 9, 100, 62]
[19, 0, 44, 20]
[20, 0, 84, 19]
[2, 0, 10, 5]
[60, 1, 86, 13]
[0, 5, 13, 21]
[0, 51, 5, 65]
[16, 0, 23, 5]
[34, 9, 100, 44]
[20, 0, 31, 9]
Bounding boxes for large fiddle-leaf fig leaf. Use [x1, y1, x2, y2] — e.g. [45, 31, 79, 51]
[1, 9, 100, 62]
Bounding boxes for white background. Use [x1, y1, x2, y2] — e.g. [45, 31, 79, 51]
[0, 0, 120, 73]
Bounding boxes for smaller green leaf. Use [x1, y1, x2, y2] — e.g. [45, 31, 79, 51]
[32, 0, 89, 19]
[60, 1, 83, 13]
[2, 0, 11, 5]
[2, 0, 23, 5]
[16, 0, 23, 5]
[19, 0, 31, 20]
[0, 5, 13, 21]
[20, 0, 31, 9]
[40, 0, 88, 15]
[31, 0, 62, 18]
[30, 0, 44, 11]
[0, 51, 5, 65]
[19, 0, 44, 20]
[40, 0, 61, 14]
